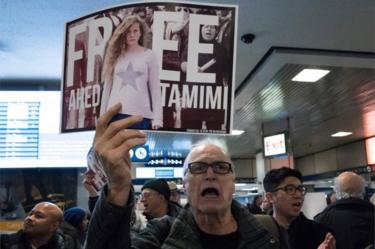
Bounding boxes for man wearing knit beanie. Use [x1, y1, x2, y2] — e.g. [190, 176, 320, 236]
[64, 207, 87, 229]
[140, 179, 181, 220]
[61, 207, 88, 246]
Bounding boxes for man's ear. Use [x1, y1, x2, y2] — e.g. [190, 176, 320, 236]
[265, 192, 275, 204]
[50, 221, 60, 232]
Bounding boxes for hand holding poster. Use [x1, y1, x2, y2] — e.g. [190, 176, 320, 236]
[61, 1, 237, 134]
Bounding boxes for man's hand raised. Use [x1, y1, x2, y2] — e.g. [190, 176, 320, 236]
[93, 103, 146, 206]
[318, 232, 336, 249]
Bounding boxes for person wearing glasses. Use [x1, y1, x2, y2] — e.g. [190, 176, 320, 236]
[84, 103, 279, 249]
[139, 179, 181, 221]
[263, 167, 336, 249]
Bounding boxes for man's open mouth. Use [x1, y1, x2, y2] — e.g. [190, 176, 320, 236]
[292, 202, 302, 208]
[201, 188, 220, 197]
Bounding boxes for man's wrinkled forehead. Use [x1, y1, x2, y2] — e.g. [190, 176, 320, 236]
[186, 144, 230, 164]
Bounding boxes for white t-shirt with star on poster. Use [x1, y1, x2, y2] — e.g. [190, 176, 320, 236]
[100, 49, 163, 127]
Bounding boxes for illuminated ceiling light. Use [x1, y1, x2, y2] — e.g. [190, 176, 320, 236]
[292, 69, 330, 82]
[331, 131, 352, 137]
[231, 130, 245, 135]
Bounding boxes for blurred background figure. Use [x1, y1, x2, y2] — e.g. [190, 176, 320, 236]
[130, 197, 147, 237]
[260, 194, 273, 215]
[61, 207, 89, 247]
[246, 195, 263, 214]
[0, 180, 25, 220]
[325, 190, 337, 206]
[167, 181, 182, 206]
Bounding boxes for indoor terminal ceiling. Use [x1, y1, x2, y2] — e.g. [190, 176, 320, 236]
[1, 0, 374, 159]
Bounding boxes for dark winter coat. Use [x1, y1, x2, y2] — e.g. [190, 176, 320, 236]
[84, 186, 280, 249]
[314, 198, 375, 249]
[286, 212, 332, 249]
[0, 229, 76, 249]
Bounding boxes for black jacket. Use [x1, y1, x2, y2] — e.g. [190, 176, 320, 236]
[59, 221, 83, 249]
[84, 186, 280, 249]
[0, 229, 75, 249]
[314, 198, 375, 249]
[286, 212, 332, 249]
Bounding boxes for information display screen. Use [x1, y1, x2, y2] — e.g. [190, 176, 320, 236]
[136, 167, 183, 179]
[0, 91, 93, 168]
[0, 102, 40, 159]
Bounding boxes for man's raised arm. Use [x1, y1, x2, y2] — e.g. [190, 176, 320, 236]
[84, 103, 146, 249]
[93, 103, 146, 206]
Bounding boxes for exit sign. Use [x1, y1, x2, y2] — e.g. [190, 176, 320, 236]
[263, 133, 287, 157]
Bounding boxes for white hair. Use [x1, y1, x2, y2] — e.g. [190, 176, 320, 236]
[334, 173, 366, 200]
[192, 138, 229, 153]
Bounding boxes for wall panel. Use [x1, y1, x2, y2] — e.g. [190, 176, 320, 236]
[296, 155, 315, 175]
[233, 159, 255, 178]
[315, 149, 337, 173]
[336, 141, 367, 169]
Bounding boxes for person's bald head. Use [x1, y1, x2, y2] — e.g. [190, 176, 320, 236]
[183, 140, 233, 177]
[334, 172, 366, 200]
[24, 202, 63, 237]
[37, 202, 63, 222]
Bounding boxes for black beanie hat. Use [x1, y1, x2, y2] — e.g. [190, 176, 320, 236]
[141, 179, 171, 201]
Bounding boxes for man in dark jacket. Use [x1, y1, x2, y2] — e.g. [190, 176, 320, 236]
[84, 104, 280, 249]
[0, 202, 74, 249]
[263, 167, 336, 249]
[314, 171, 374, 249]
[140, 179, 181, 220]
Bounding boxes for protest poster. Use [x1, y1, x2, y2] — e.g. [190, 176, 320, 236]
[61, 1, 237, 134]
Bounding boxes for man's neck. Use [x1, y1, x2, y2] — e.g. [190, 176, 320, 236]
[273, 210, 297, 229]
[29, 233, 54, 248]
[193, 210, 237, 235]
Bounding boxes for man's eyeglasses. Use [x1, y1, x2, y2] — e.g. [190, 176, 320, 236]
[187, 161, 233, 175]
[272, 184, 307, 196]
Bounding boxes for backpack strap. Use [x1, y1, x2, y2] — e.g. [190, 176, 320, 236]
[255, 214, 280, 244]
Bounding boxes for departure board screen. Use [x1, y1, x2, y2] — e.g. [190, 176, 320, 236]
[0, 102, 40, 159]
[0, 91, 93, 168]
